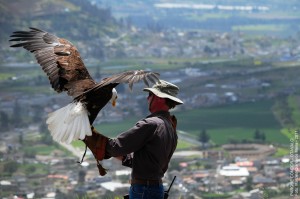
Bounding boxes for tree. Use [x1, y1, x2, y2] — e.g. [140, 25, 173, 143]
[39, 122, 48, 134]
[199, 129, 210, 149]
[260, 132, 266, 142]
[199, 129, 209, 143]
[245, 176, 253, 191]
[254, 129, 261, 140]
[32, 105, 43, 123]
[41, 133, 54, 145]
[3, 161, 19, 174]
[0, 111, 9, 131]
[78, 169, 86, 184]
[13, 100, 22, 127]
[253, 129, 266, 143]
[24, 148, 36, 158]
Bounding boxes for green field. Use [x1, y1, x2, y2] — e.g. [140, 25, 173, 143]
[94, 100, 289, 146]
[176, 100, 288, 145]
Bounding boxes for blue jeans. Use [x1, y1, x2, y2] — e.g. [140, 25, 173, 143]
[129, 184, 164, 199]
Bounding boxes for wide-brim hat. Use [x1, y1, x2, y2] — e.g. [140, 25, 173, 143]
[143, 80, 183, 105]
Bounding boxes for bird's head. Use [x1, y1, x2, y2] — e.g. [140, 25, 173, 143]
[110, 88, 118, 107]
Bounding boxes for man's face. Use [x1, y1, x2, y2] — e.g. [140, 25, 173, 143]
[147, 92, 167, 113]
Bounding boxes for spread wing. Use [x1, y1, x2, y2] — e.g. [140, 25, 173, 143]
[84, 70, 160, 95]
[79, 70, 160, 123]
[9, 27, 95, 97]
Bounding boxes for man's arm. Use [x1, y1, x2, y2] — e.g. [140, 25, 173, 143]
[105, 118, 157, 157]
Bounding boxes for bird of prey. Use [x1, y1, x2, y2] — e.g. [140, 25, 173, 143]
[10, 27, 160, 144]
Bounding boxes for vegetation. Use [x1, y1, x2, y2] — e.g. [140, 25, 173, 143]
[90, 100, 290, 146]
[0, 57, 298, 149]
[1, 0, 299, 197]
[176, 100, 288, 145]
[0, 0, 122, 63]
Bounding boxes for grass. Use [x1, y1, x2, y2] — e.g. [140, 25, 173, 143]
[232, 24, 288, 32]
[19, 163, 49, 175]
[94, 118, 140, 137]
[72, 118, 195, 150]
[34, 145, 58, 155]
[0, 73, 15, 80]
[176, 100, 289, 145]
[24, 144, 58, 155]
[288, 95, 300, 127]
[273, 147, 289, 157]
[177, 139, 197, 150]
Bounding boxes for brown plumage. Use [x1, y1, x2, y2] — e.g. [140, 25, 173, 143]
[10, 27, 160, 143]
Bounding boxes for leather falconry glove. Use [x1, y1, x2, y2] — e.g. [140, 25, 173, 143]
[81, 127, 109, 176]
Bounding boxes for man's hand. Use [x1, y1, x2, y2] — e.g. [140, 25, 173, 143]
[81, 127, 110, 176]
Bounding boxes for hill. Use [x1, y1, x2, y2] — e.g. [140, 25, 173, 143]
[0, 0, 122, 61]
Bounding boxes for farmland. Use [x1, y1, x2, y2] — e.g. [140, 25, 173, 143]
[94, 100, 290, 146]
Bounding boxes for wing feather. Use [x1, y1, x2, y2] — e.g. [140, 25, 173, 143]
[10, 27, 95, 97]
[143, 77, 150, 87]
[79, 70, 160, 99]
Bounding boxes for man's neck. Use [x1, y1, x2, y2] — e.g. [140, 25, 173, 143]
[150, 105, 169, 113]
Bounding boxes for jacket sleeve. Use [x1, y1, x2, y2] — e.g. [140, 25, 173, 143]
[121, 154, 133, 168]
[105, 118, 158, 157]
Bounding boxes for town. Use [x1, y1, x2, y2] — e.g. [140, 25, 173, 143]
[1, 27, 300, 198]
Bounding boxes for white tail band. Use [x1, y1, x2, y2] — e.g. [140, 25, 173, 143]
[46, 102, 92, 144]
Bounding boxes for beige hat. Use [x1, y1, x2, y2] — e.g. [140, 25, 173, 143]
[143, 80, 183, 105]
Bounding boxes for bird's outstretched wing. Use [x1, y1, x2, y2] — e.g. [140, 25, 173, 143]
[10, 27, 95, 97]
[101, 70, 160, 89]
[82, 70, 160, 96]
[77, 70, 160, 123]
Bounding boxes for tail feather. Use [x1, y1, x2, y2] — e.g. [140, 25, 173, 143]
[48, 105, 71, 142]
[46, 102, 92, 143]
[79, 116, 90, 139]
[66, 115, 79, 143]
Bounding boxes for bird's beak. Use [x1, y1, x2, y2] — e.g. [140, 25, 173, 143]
[111, 88, 118, 107]
[112, 99, 116, 107]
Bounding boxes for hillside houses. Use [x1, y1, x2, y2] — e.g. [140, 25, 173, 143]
[1, 25, 300, 199]
[98, 29, 300, 62]
[0, 58, 297, 129]
[0, 115, 296, 199]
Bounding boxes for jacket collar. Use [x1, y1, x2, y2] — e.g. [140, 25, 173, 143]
[147, 111, 170, 118]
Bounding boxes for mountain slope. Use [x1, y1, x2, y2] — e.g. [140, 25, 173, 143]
[1, 0, 122, 62]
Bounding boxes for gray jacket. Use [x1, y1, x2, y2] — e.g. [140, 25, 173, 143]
[105, 111, 178, 180]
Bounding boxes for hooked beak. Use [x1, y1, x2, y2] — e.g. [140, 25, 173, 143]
[111, 88, 118, 107]
[112, 99, 116, 107]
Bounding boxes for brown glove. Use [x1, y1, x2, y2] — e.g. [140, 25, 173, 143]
[82, 127, 109, 176]
[83, 127, 109, 160]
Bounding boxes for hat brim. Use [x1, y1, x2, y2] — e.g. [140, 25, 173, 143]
[143, 88, 183, 104]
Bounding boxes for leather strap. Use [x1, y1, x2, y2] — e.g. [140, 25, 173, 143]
[169, 115, 177, 130]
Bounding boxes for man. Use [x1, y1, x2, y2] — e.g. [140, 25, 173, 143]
[83, 80, 183, 199]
